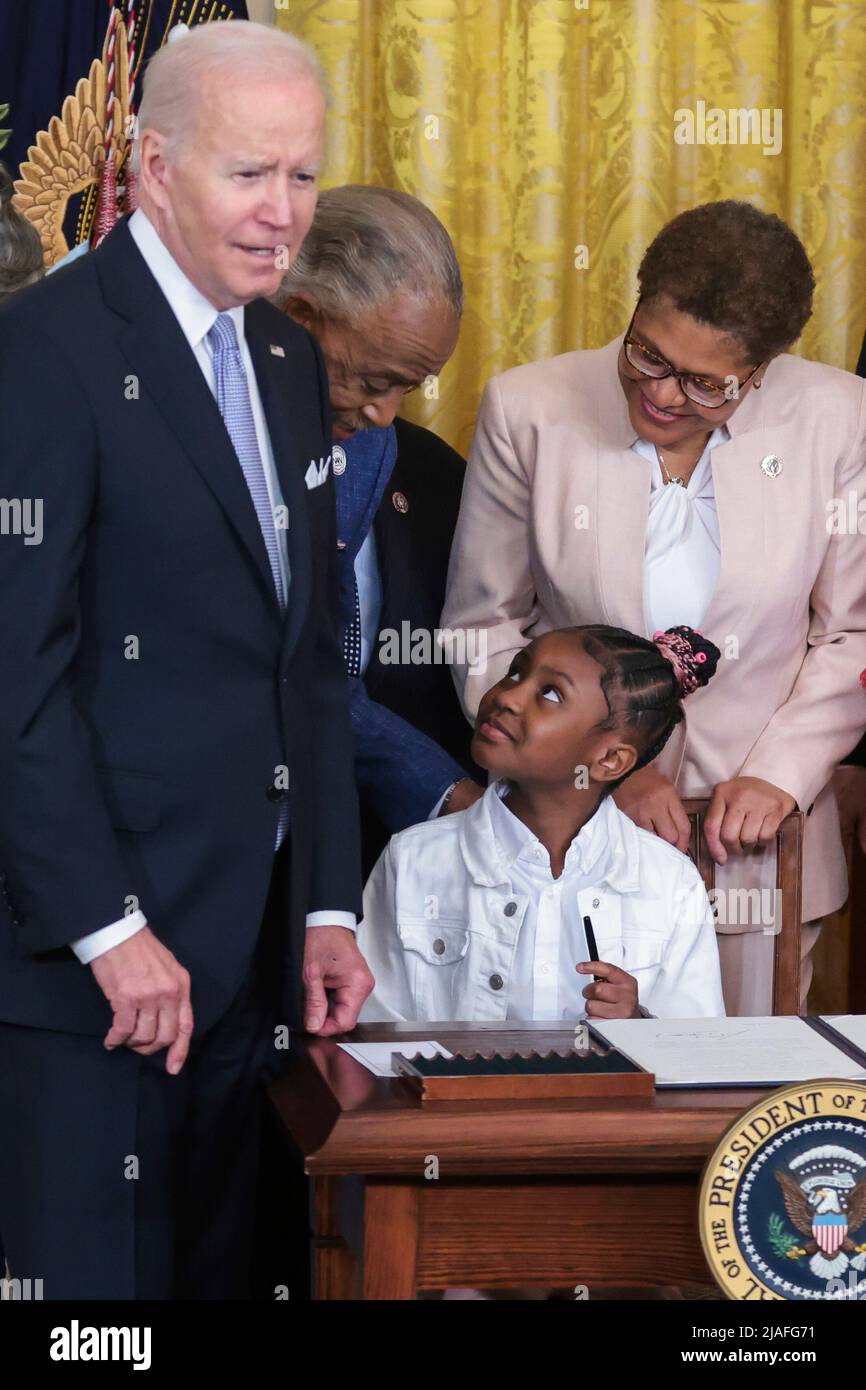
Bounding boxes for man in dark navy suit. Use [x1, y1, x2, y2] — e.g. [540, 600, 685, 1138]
[279, 186, 484, 874]
[0, 21, 371, 1299]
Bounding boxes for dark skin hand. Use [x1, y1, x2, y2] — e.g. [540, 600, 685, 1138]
[613, 766, 795, 863]
[614, 765, 692, 852]
[576, 960, 641, 1019]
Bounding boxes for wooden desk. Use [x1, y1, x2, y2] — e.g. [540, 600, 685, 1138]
[267, 1022, 768, 1300]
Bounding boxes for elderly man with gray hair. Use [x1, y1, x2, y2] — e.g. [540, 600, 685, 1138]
[0, 20, 372, 1299]
[278, 185, 483, 872]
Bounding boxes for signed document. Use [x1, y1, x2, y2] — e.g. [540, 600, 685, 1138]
[589, 1016, 866, 1088]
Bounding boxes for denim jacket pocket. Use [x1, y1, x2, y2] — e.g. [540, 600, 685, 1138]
[396, 918, 469, 966]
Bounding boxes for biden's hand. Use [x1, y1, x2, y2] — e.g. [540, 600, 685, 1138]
[90, 925, 194, 1074]
[303, 925, 374, 1035]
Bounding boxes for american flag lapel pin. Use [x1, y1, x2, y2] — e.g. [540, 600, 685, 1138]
[269, 344, 286, 358]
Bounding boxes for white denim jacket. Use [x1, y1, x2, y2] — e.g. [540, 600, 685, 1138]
[358, 785, 725, 1023]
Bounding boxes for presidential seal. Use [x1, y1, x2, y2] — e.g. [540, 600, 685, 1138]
[700, 1080, 866, 1300]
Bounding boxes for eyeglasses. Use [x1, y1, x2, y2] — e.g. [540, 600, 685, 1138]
[622, 306, 763, 408]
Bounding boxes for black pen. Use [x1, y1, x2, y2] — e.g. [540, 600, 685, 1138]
[582, 914, 602, 982]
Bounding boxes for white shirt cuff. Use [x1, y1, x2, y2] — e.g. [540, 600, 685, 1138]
[306, 910, 357, 932]
[71, 910, 148, 964]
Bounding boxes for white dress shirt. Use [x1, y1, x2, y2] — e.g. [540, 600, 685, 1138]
[632, 425, 728, 635]
[358, 781, 725, 1023]
[73, 210, 353, 964]
[488, 785, 620, 1019]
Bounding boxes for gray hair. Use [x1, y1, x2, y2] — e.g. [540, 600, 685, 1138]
[279, 184, 463, 322]
[0, 163, 43, 300]
[131, 19, 327, 173]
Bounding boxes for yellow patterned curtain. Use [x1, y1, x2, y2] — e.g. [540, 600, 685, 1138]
[278, 0, 866, 457]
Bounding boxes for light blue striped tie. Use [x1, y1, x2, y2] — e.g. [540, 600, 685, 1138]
[208, 312, 289, 847]
[208, 312, 286, 611]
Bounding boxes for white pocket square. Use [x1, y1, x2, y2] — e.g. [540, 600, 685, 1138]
[304, 457, 331, 490]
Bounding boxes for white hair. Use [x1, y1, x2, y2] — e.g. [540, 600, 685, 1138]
[131, 19, 327, 173]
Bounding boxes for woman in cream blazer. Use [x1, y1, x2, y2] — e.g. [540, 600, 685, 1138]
[442, 201, 866, 1015]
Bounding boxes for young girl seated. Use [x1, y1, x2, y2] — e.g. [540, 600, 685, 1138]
[358, 623, 725, 1022]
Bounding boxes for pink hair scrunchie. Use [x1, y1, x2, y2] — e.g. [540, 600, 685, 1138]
[652, 629, 705, 696]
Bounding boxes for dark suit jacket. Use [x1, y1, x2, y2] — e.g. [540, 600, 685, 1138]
[0, 219, 361, 1036]
[364, 415, 473, 766]
[355, 416, 477, 872]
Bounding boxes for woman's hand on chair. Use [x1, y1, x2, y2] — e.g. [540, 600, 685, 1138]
[703, 776, 796, 865]
[613, 766, 691, 852]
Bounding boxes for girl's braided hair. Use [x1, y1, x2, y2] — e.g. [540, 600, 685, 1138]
[574, 623, 721, 793]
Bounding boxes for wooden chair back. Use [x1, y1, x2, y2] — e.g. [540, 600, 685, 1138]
[681, 799, 804, 1015]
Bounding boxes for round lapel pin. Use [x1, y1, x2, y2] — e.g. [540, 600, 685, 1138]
[761, 454, 783, 478]
[332, 444, 347, 475]
[392, 490, 409, 513]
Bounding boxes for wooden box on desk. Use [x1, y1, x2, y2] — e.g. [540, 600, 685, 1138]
[391, 1044, 655, 1101]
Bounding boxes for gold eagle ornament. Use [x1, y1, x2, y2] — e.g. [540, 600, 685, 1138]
[11, 20, 132, 267]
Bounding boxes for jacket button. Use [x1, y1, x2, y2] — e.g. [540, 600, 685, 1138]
[433, 938, 445, 955]
[489, 974, 504, 991]
[266, 784, 286, 802]
[504, 901, 517, 917]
